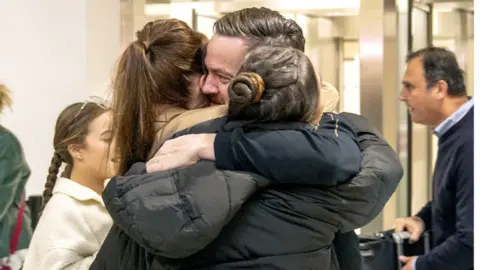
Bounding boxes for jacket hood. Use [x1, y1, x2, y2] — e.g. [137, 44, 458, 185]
[321, 81, 340, 112]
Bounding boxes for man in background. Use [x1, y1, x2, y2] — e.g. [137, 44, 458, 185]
[395, 47, 473, 270]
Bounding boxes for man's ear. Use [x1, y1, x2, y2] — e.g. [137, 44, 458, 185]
[68, 144, 84, 161]
[433, 80, 448, 100]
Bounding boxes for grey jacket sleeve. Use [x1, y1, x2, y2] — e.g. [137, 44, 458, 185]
[170, 113, 403, 233]
[103, 161, 268, 259]
[331, 112, 404, 232]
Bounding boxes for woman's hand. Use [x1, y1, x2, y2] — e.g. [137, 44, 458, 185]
[146, 134, 216, 173]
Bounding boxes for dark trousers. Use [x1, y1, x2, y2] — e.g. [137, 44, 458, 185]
[333, 231, 364, 270]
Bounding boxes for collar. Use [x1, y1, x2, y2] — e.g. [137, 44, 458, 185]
[434, 98, 473, 137]
[53, 177, 105, 206]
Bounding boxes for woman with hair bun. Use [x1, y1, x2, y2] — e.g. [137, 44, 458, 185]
[91, 45, 363, 270]
[227, 46, 323, 124]
[150, 45, 340, 172]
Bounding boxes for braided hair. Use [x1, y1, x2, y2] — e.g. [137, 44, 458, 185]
[42, 152, 63, 209]
[41, 102, 106, 210]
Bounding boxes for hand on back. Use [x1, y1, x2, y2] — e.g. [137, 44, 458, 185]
[146, 134, 215, 173]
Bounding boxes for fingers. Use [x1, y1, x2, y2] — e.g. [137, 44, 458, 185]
[394, 218, 407, 233]
[146, 154, 176, 172]
[146, 162, 164, 173]
[156, 137, 191, 156]
[156, 143, 185, 156]
[399, 256, 413, 270]
[146, 152, 198, 173]
[146, 157, 167, 173]
[409, 229, 422, 242]
[157, 147, 176, 156]
[394, 217, 423, 243]
[147, 135, 204, 173]
[146, 157, 179, 172]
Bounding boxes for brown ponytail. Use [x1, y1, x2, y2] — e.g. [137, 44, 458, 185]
[112, 19, 207, 174]
[112, 40, 158, 175]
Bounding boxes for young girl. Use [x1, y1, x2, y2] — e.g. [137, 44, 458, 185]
[22, 98, 118, 270]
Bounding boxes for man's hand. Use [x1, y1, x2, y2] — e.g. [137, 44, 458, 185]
[394, 216, 425, 243]
[146, 134, 216, 173]
[399, 256, 417, 270]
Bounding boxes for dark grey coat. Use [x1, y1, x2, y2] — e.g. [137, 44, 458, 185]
[91, 113, 402, 270]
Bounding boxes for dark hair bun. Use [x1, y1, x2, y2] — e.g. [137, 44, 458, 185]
[229, 72, 265, 105]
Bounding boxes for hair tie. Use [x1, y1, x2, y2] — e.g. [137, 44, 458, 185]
[142, 41, 150, 53]
[135, 40, 150, 54]
[238, 72, 265, 102]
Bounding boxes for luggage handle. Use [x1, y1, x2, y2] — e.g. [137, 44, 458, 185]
[392, 232, 410, 270]
[392, 232, 430, 252]
[392, 231, 430, 270]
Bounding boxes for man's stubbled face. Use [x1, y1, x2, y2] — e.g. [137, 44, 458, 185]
[201, 35, 249, 105]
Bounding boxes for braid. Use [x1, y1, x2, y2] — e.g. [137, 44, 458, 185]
[42, 152, 63, 210]
[61, 163, 73, 178]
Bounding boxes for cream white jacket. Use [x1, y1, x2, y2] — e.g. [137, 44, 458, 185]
[22, 178, 112, 270]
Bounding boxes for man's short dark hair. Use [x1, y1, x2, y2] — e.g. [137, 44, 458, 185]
[213, 7, 305, 52]
[407, 47, 466, 97]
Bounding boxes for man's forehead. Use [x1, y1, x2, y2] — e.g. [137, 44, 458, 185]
[402, 68, 415, 84]
[209, 35, 248, 49]
[403, 58, 425, 85]
[405, 57, 423, 73]
[205, 35, 249, 74]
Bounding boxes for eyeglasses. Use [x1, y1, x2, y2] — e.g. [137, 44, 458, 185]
[74, 96, 110, 118]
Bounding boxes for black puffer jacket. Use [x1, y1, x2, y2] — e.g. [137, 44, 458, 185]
[91, 113, 402, 270]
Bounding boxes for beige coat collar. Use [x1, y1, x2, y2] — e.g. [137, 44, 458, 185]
[53, 177, 104, 206]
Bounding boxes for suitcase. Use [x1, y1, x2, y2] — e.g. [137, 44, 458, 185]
[359, 230, 430, 270]
[26, 196, 43, 230]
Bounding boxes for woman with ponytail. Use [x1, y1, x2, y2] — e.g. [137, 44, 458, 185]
[111, 19, 214, 175]
[92, 13, 400, 269]
[92, 45, 364, 270]
[22, 99, 118, 270]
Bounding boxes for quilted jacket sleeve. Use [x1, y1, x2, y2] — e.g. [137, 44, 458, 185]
[328, 112, 403, 232]
[103, 161, 268, 259]
[212, 114, 361, 186]
[181, 113, 403, 233]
